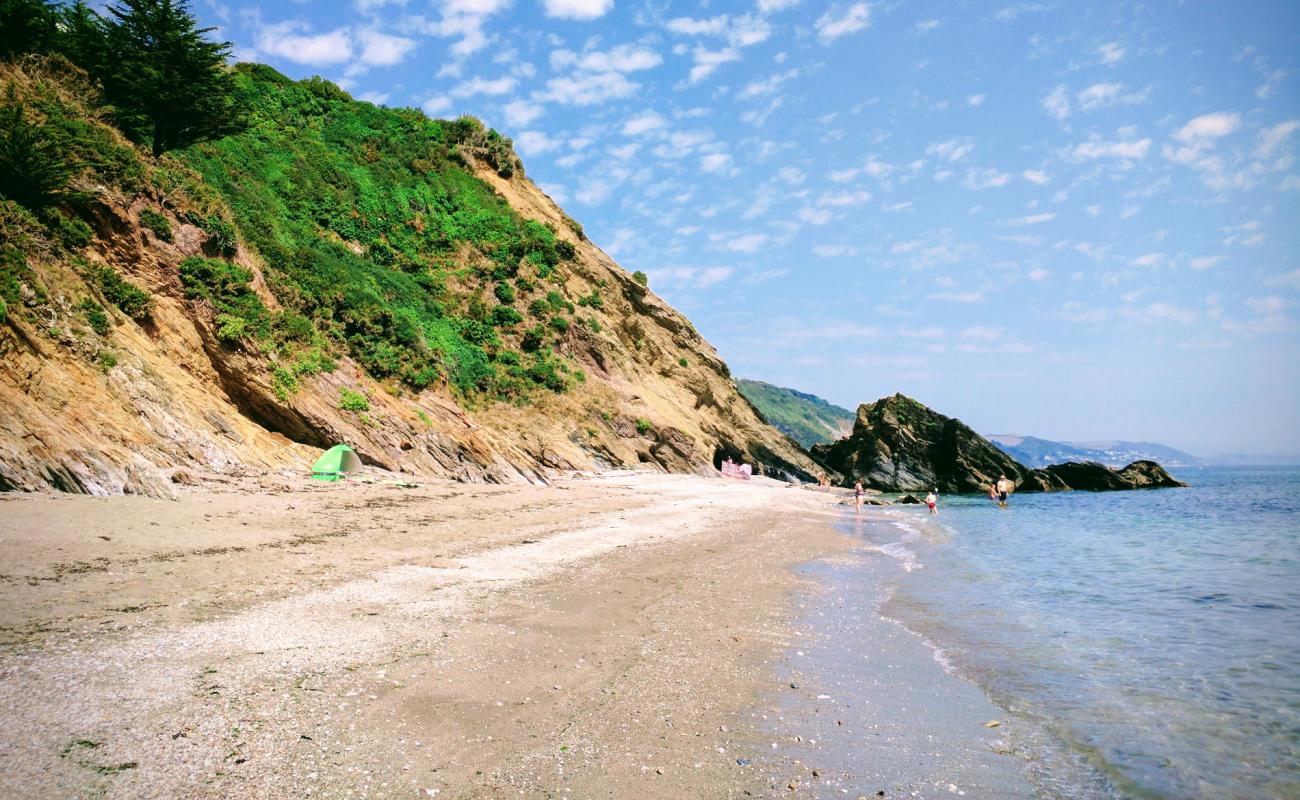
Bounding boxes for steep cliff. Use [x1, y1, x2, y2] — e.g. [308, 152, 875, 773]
[0, 58, 817, 495]
[811, 394, 1186, 493]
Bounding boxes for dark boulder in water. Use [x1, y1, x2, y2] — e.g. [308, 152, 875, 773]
[811, 393, 1040, 493]
[811, 394, 1187, 493]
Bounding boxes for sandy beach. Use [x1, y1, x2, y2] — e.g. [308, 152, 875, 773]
[0, 472, 1031, 799]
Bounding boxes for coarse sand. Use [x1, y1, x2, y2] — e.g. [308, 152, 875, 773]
[0, 471, 853, 798]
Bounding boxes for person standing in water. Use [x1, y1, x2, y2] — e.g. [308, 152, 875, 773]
[854, 480, 864, 514]
[989, 482, 998, 503]
[996, 475, 1013, 507]
[925, 489, 938, 514]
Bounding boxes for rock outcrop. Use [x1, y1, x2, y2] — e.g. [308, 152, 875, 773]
[810, 394, 1038, 493]
[1040, 459, 1188, 490]
[811, 394, 1187, 493]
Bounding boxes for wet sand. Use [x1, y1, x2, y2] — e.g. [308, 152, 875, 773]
[0, 472, 1030, 798]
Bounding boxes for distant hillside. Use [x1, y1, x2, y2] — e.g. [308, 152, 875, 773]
[736, 379, 855, 449]
[987, 435, 1202, 468]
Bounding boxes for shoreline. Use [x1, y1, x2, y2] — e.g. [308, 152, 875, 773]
[0, 473, 1032, 798]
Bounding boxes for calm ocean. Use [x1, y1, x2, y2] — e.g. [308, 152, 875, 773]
[813, 466, 1299, 799]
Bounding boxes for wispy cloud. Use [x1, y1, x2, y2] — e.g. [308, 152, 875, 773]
[815, 4, 871, 44]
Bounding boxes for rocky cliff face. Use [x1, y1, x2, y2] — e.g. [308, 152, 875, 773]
[811, 394, 1186, 493]
[0, 61, 817, 496]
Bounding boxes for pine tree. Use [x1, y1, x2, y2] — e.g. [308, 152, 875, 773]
[0, 84, 77, 208]
[53, 1, 108, 76]
[0, 0, 58, 59]
[99, 0, 245, 156]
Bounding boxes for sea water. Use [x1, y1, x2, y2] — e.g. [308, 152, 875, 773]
[847, 466, 1300, 798]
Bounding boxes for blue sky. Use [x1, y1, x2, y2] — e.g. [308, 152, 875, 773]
[200, 0, 1299, 456]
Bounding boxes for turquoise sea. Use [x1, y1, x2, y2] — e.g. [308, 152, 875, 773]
[797, 467, 1300, 798]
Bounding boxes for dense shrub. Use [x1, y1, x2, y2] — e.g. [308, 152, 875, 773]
[521, 324, 544, 352]
[338, 386, 369, 411]
[95, 266, 152, 320]
[79, 297, 110, 335]
[632, 270, 648, 287]
[138, 207, 172, 242]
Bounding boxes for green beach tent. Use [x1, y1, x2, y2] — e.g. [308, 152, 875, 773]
[311, 444, 363, 482]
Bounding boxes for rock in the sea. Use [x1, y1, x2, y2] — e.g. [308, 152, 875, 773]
[811, 394, 1034, 493]
[1032, 459, 1187, 490]
[811, 394, 1187, 494]
[896, 494, 922, 504]
[1116, 459, 1189, 488]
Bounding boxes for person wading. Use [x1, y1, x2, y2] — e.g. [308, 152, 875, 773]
[996, 475, 1013, 507]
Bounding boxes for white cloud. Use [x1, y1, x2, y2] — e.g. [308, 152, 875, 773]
[1131, 252, 1164, 267]
[1077, 82, 1148, 111]
[541, 70, 639, 105]
[688, 47, 741, 83]
[1027, 266, 1049, 281]
[914, 19, 939, 34]
[1096, 42, 1125, 65]
[1041, 84, 1070, 120]
[356, 28, 416, 66]
[994, 3, 1046, 22]
[757, 0, 801, 11]
[1139, 302, 1196, 324]
[882, 201, 913, 212]
[541, 0, 613, 20]
[812, 244, 857, 257]
[422, 96, 452, 116]
[1022, 169, 1050, 185]
[961, 325, 1002, 340]
[574, 175, 615, 205]
[357, 90, 389, 105]
[926, 137, 975, 162]
[516, 130, 562, 155]
[1189, 256, 1224, 271]
[1175, 112, 1241, 142]
[452, 75, 517, 97]
[255, 22, 352, 65]
[738, 69, 800, 99]
[929, 291, 984, 303]
[645, 266, 734, 290]
[415, 0, 511, 60]
[1263, 269, 1300, 290]
[1245, 295, 1288, 315]
[967, 93, 986, 107]
[1073, 137, 1151, 159]
[1256, 120, 1300, 158]
[815, 3, 871, 44]
[622, 111, 667, 136]
[963, 168, 1011, 189]
[818, 190, 872, 206]
[502, 99, 543, 127]
[724, 234, 767, 253]
[1006, 212, 1055, 226]
[666, 15, 727, 35]
[700, 153, 734, 173]
[899, 326, 944, 339]
[798, 207, 833, 225]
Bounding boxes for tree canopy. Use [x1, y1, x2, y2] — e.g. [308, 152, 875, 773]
[1, 0, 246, 156]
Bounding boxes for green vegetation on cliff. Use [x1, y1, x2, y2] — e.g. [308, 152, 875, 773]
[2, 0, 589, 404]
[736, 379, 855, 449]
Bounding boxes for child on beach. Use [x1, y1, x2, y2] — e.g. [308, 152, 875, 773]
[925, 489, 938, 514]
[854, 480, 864, 514]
